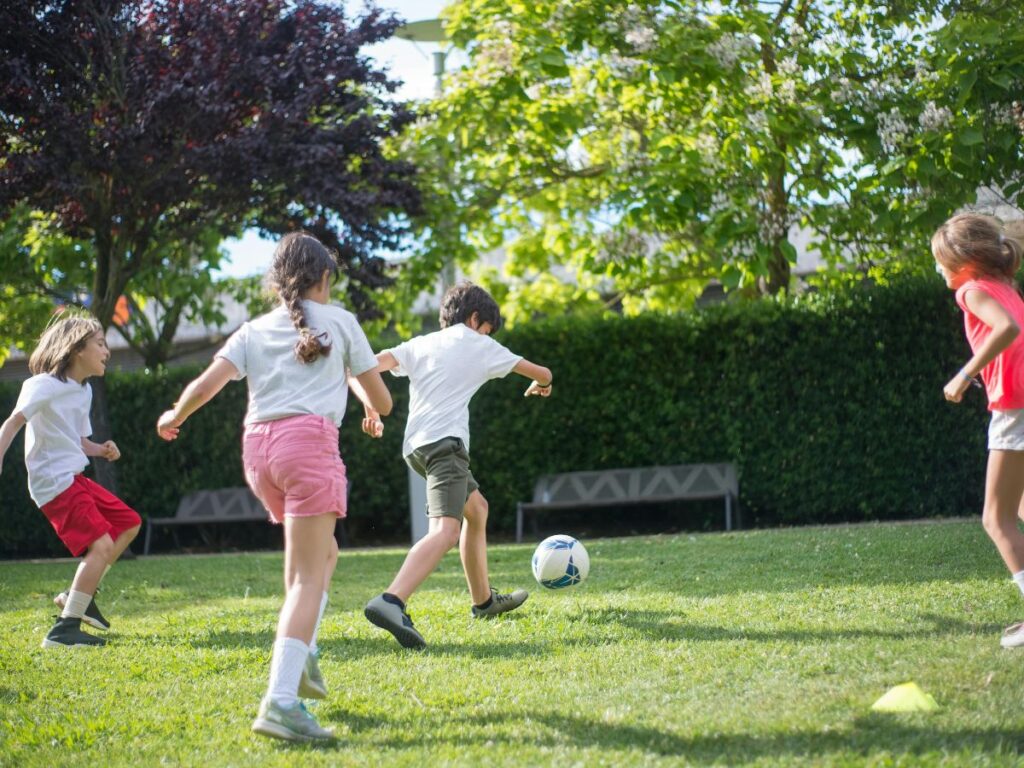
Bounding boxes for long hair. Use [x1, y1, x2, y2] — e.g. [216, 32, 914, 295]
[439, 282, 502, 332]
[28, 314, 104, 382]
[932, 213, 1023, 284]
[266, 232, 339, 364]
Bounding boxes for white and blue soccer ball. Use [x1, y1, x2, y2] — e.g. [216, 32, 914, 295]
[532, 535, 590, 589]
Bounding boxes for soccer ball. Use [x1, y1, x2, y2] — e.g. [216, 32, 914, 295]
[531, 535, 590, 589]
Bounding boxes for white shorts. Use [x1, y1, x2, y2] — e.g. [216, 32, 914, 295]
[988, 409, 1024, 451]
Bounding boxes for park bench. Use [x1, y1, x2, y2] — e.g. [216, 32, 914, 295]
[144, 486, 352, 554]
[515, 463, 739, 543]
[143, 487, 268, 555]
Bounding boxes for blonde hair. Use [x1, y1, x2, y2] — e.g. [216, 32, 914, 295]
[932, 213, 1023, 283]
[28, 314, 104, 382]
[266, 232, 339, 364]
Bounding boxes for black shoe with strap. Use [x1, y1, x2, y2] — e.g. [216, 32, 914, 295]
[54, 591, 110, 631]
[41, 616, 107, 648]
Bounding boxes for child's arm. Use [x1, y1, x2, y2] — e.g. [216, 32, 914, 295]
[0, 411, 26, 475]
[82, 437, 120, 462]
[945, 289, 1021, 403]
[157, 358, 239, 440]
[513, 359, 553, 398]
[354, 352, 399, 437]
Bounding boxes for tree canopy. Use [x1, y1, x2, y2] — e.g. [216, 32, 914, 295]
[0, 0, 421, 336]
[397, 0, 1023, 321]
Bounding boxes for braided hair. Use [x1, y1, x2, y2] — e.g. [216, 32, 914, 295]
[267, 232, 339, 364]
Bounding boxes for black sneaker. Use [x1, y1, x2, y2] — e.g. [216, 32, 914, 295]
[472, 588, 529, 618]
[41, 617, 107, 648]
[364, 594, 426, 649]
[54, 592, 110, 631]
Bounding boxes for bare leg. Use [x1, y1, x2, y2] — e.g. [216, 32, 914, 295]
[983, 450, 1024, 574]
[108, 525, 140, 563]
[278, 514, 336, 643]
[68, 534, 114, 596]
[285, 527, 338, 593]
[385, 516, 460, 603]
[460, 491, 492, 604]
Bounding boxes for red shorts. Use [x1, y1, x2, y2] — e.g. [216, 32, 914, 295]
[243, 414, 348, 524]
[41, 475, 142, 557]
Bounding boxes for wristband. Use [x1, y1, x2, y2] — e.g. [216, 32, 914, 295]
[960, 370, 983, 389]
[536, 381, 551, 389]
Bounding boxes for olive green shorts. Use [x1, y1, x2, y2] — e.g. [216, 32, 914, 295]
[405, 436, 479, 521]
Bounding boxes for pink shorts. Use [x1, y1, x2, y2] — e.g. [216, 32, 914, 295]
[242, 414, 348, 524]
[41, 475, 142, 557]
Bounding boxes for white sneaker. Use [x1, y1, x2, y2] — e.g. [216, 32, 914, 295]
[1000, 622, 1024, 649]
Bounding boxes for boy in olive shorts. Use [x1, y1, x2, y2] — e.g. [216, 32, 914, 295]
[363, 282, 553, 648]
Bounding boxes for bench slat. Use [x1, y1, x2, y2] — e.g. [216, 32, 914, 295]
[517, 463, 739, 542]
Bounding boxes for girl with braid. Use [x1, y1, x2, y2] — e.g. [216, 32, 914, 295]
[157, 232, 392, 741]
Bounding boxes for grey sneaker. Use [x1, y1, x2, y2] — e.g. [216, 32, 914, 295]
[251, 698, 335, 742]
[364, 594, 426, 649]
[298, 651, 327, 699]
[472, 588, 529, 619]
[54, 591, 110, 631]
[1001, 622, 1024, 649]
[41, 616, 107, 648]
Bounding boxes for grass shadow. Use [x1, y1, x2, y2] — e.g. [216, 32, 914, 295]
[585, 608, 1004, 644]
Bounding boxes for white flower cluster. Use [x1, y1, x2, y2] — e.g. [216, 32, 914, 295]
[476, 39, 517, 85]
[708, 190, 731, 217]
[918, 101, 952, 132]
[913, 59, 941, 87]
[748, 110, 769, 132]
[830, 77, 857, 106]
[989, 102, 1017, 126]
[758, 207, 790, 243]
[608, 53, 644, 78]
[708, 34, 758, 69]
[877, 107, 909, 153]
[745, 72, 774, 103]
[695, 133, 722, 170]
[625, 26, 657, 53]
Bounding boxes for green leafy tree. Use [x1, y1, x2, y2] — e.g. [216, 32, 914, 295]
[399, 0, 938, 318]
[845, 1, 1024, 245]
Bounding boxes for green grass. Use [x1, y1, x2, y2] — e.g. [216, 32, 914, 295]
[2, 519, 1024, 767]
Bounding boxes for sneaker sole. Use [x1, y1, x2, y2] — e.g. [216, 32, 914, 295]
[297, 678, 328, 699]
[364, 606, 426, 649]
[473, 595, 529, 619]
[40, 638, 106, 649]
[251, 718, 333, 742]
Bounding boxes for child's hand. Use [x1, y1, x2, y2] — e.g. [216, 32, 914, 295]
[100, 440, 121, 462]
[524, 380, 552, 398]
[943, 373, 971, 403]
[157, 410, 182, 441]
[362, 413, 384, 438]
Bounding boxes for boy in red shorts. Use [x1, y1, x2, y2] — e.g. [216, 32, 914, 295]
[0, 315, 140, 648]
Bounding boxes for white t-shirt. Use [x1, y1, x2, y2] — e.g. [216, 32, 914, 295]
[216, 301, 378, 426]
[387, 324, 522, 457]
[15, 374, 92, 506]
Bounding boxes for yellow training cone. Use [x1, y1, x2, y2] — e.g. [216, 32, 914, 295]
[871, 682, 939, 713]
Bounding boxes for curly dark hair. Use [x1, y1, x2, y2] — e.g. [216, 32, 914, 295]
[266, 232, 339, 363]
[439, 282, 502, 332]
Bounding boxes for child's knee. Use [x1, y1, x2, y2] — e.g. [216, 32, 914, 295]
[464, 493, 488, 525]
[88, 534, 115, 561]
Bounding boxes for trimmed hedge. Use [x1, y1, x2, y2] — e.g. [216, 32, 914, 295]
[0, 275, 988, 557]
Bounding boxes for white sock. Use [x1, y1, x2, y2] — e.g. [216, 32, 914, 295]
[266, 637, 309, 708]
[61, 590, 92, 620]
[310, 592, 329, 655]
[1012, 570, 1024, 598]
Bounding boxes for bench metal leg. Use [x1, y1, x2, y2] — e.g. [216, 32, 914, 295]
[516, 503, 524, 543]
[725, 494, 733, 532]
[144, 520, 153, 555]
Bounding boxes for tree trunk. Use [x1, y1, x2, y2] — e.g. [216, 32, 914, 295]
[88, 367, 119, 494]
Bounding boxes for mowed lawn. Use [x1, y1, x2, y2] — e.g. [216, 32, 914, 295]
[2, 519, 1024, 767]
